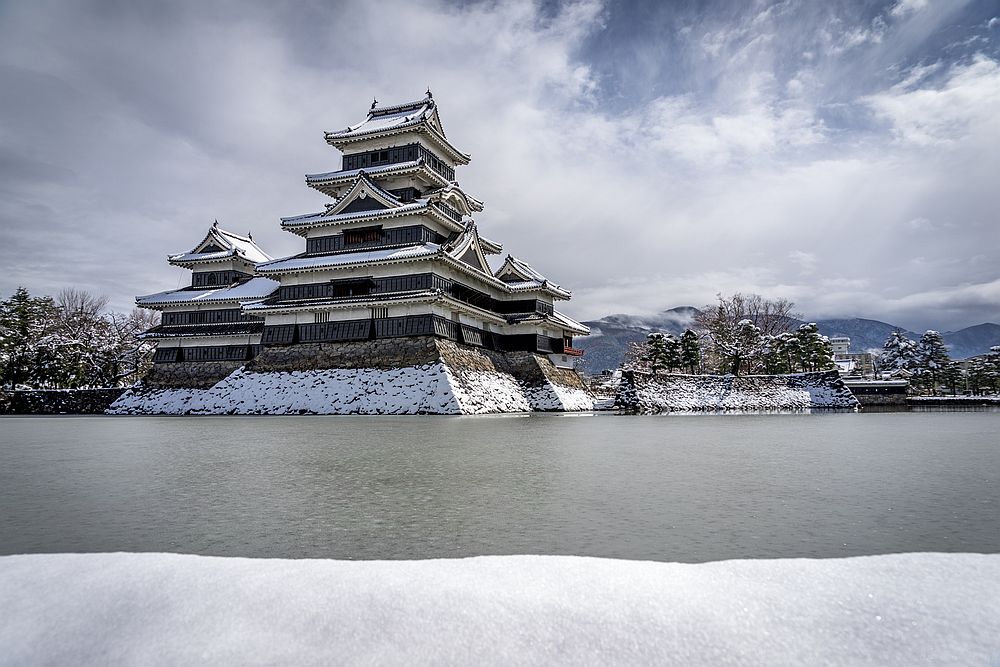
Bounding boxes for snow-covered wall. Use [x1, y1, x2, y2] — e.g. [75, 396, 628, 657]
[108, 338, 595, 415]
[2, 552, 998, 665]
[616, 370, 859, 413]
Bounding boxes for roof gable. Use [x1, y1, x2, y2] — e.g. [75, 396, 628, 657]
[324, 173, 403, 217]
[444, 224, 493, 276]
[170, 223, 271, 266]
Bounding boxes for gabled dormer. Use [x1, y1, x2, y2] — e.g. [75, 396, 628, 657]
[323, 172, 405, 217]
[167, 222, 272, 289]
[495, 255, 571, 300]
[443, 223, 494, 276]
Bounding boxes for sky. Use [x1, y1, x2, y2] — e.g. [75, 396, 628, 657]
[0, 0, 998, 332]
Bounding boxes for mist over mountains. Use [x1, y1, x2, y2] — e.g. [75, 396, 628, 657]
[575, 307, 1000, 374]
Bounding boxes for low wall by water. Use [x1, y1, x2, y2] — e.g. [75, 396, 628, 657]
[109, 337, 594, 415]
[0, 389, 128, 415]
[615, 370, 859, 413]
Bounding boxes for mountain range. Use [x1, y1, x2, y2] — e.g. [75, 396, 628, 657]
[574, 307, 1000, 374]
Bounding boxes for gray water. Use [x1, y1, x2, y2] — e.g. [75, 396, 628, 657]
[1, 411, 997, 562]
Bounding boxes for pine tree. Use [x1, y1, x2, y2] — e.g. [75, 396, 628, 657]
[0, 287, 59, 388]
[643, 332, 681, 373]
[913, 330, 951, 395]
[643, 333, 668, 373]
[680, 329, 701, 374]
[760, 334, 790, 374]
[793, 323, 833, 372]
[880, 330, 917, 374]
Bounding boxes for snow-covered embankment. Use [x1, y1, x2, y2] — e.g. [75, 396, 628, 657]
[616, 369, 859, 413]
[1, 552, 997, 665]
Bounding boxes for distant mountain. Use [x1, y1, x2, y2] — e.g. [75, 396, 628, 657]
[574, 308, 1000, 374]
[940, 323, 1000, 360]
[810, 319, 920, 353]
[576, 307, 700, 374]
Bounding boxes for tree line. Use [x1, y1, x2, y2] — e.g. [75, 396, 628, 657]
[0, 287, 158, 389]
[627, 293, 836, 377]
[625, 292, 1000, 395]
[881, 329, 1000, 395]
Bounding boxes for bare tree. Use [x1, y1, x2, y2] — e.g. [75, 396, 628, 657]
[694, 293, 800, 375]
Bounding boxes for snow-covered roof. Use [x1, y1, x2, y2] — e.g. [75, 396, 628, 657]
[494, 255, 571, 299]
[280, 202, 430, 228]
[257, 244, 441, 274]
[305, 160, 427, 184]
[168, 224, 272, 267]
[136, 277, 280, 307]
[550, 310, 590, 335]
[323, 93, 470, 165]
[327, 99, 432, 140]
[244, 289, 440, 312]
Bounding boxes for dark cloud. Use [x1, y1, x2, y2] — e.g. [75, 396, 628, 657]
[0, 0, 998, 332]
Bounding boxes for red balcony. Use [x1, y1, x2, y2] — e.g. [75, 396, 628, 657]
[562, 346, 584, 357]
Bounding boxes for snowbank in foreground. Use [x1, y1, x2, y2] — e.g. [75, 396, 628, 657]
[2, 553, 997, 666]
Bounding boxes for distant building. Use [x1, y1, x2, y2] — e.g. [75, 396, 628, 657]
[830, 336, 875, 377]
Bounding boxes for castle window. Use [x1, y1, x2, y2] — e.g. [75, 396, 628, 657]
[344, 226, 383, 246]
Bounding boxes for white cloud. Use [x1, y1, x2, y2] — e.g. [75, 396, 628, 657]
[866, 55, 1000, 145]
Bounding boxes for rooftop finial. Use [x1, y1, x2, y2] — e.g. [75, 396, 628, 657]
[371, 97, 378, 110]
[426, 87, 433, 99]
[213, 219, 219, 228]
[247, 230, 253, 241]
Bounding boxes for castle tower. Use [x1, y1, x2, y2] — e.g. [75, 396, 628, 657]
[136, 223, 278, 364]
[249, 92, 589, 358]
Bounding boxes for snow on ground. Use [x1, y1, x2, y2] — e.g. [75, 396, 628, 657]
[108, 364, 594, 415]
[1, 552, 997, 666]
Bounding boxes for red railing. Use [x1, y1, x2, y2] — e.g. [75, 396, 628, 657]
[562, 347, 584, 357]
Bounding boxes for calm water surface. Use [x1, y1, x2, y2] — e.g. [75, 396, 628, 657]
[1, 412, 997, 562]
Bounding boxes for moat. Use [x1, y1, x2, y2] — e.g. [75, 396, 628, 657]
[2, 411, 997, 562]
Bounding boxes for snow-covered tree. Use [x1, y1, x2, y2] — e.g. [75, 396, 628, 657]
[794, 323, 834, 372]
[695, 293, 798, 375]
[643, 332, 681, 373]
[880, 330, 918, 374]
[0, 287, 59, 388]
[680, 329, 701, 374]
[913, 330, 951, 395]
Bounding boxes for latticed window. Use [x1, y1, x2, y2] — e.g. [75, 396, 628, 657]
[314, 312, 330, 323]
[344, 226, 383, 246]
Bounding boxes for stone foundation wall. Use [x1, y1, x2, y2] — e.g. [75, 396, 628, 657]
[248, 338, 441, 372]
[143, 361, 246, 389]
[109, 337, 596, 415]
[616, 370, 859, 413]
[0, 389, 128, 415]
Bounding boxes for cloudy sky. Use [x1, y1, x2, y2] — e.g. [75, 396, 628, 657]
[1, 0, 998, 331]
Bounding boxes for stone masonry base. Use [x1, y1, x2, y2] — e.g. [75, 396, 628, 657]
[108, 337, 594, 415]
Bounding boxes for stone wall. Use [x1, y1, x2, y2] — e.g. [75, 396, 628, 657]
[616, 370, 859, 413]
[109, 336, 596, 415]
[143, 361, 246, 389]
[0, 388, 128, 415]
[248, 338, 441, 372]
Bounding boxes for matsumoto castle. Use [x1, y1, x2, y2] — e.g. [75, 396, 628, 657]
[124, 92, 592, 413]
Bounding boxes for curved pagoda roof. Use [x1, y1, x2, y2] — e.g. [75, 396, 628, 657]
[280, 172, 467, 236]
[168, 223, 272, 267]
[136, 277, 280, 308]
[495, 255, 571, 299]
[324, 92, 471, 165]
